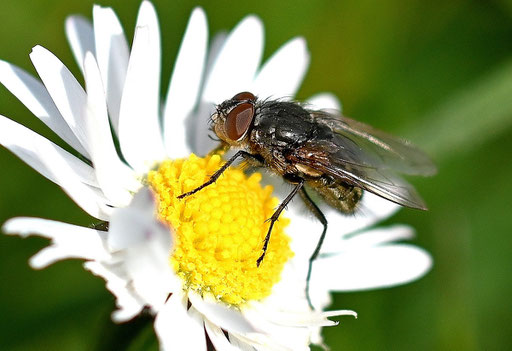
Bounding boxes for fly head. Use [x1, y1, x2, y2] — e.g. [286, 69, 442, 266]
[211, 91, 257, 147]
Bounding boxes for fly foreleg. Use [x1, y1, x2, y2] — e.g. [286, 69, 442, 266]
[177, 150, 256, 199]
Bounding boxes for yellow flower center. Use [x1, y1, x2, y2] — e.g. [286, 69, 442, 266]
[147, 154, 293, 306]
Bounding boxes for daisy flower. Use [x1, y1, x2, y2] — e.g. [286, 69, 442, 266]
[0, 1, 432, 350]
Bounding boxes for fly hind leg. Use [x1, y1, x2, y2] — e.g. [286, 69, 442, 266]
[299, 186, 328, 310]
[257, 179, 305, 266]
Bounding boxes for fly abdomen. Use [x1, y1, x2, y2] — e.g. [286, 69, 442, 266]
[307, 177, 363, 214]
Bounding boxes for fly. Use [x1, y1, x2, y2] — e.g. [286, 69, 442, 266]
[178, 91, 436, 307]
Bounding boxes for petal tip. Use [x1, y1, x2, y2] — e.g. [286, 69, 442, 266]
[191, 6, 206, 19]
[236, 15, 264, 36]
[139, 0, 157, 15]
[1, 217, 27, 236]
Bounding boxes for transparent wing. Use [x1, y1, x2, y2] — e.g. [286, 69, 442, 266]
[328, 162, 428, 210]
[310, 110, 437, 176]
[287, 143, 429, 210]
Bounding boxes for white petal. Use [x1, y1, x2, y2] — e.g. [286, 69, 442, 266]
[306, 92, 342, 111]
[188, 101, 218, 155]
[84, 261, 145, 322]
[284, 203, 323, 262]
[204, 321, 240, 351]
[311, 244, 432, 292]
[202, 15, 264, 102]
[0, 116, 114, 217]
[0, 114, 96, 186]
[204, 32, 228, 75]
[188, 292, 256, 335]
[107, 187, 159, 249]
[257, 255, 309, 312]
[29, 45, 91, 156]
[118, 4, 165, 172]
[107, 188, 178, 309]
[2, 217, 110, 268]
[243, 302, 355, 351]
[251, 37, 309, 99]
[65, 15, 95, 73]
[268, 309, 355, 327]
[195, 32, 226, 153]
[0, 60, 88, 156]
[83, 52, 138, 206]
[92, 5, 130, 135]
[163, 7, 207, 158]
[154, 293, 206, 351]
[246, 302, 355, 328]
[225, 335, 256, 351]
[320, 224, 414, 255]
[237, 309, 309, 351]
[126, 185, 157, 216]
[227, 331, 287, 351]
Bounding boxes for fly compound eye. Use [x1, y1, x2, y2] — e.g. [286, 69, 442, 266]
[225, 102, 255, 141]
[232, 91, 255, 102]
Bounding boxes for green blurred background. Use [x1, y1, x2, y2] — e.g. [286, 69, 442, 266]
[1, 0, 511, 350]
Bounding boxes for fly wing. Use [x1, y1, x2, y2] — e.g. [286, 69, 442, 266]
[310, 110, 437, 176]
[328, 162, 428, 210]
[288, 142, 429, 210]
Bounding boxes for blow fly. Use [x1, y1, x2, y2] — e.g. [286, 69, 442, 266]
[179, 92, 436, 305]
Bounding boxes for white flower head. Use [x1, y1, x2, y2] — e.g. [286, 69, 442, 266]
[0, 1, 432, 350]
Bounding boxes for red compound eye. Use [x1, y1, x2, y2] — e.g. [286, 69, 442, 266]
[232, 91, 255, 102]
[225, 102, 255, 141]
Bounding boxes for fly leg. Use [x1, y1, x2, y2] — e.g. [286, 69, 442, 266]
[299, 186, 328, 310]
[257, 179, 304, 266]
[178, 150, 256, 199]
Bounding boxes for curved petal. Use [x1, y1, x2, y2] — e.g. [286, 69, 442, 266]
[320, 224, 414, 255]
[163, 7, 207, 158]
[83, 53, 138, 206]
[93, 5, 130, 135]
[188, 292, 256, 335]
[154, 293, 207, 351]
[310, 244, 432, 292]
[202, 15, 264, 103]
[225, 335, 257, 351]
[0, 60, 88, 156]
[118, 2, 165, 172]
[0, 116, 110, 219]
[2, 217, 110, 268]
[0, 115, 102, 189]
[108, 187, 163, 249]
[108, 188, 178, 310]
[65, 15, 95, 73]
[84, 261, 145, 322]
[247, 304, 355, 328]
[204, 321, 240, 351]
[251, 37, 309, 99]
[204, 31, 228, 76]
[29, 45, 91, 156]
[241, 302, 355, 351]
